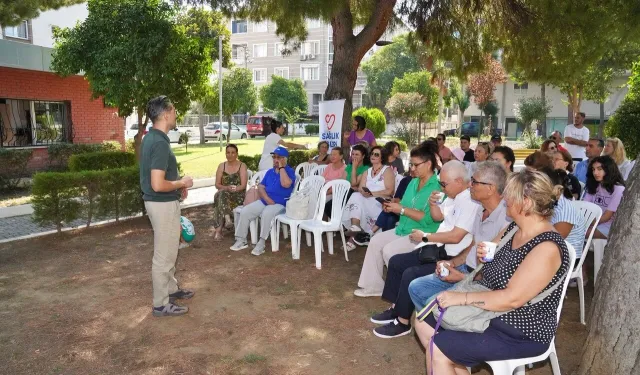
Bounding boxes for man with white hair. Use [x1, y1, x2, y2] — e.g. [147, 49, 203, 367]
[231, 146, 296, 255]
[368, 160, 483, 338]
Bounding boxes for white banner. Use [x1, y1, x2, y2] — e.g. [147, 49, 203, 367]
[319, 99, 345, 148]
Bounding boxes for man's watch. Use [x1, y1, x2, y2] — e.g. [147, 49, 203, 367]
[400, 207, 405, 216]
[422, 233, 430, 243]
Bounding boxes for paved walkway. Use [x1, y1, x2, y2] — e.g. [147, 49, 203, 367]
[0, 186, 217, 242]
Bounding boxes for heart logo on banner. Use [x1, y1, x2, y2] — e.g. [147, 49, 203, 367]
[325, 114, 336, 130]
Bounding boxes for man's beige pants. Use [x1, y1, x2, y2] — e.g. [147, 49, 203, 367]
[145, 200, 181, 307]
[357, 229, 417, 293]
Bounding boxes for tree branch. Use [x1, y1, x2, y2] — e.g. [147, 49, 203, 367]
[354, 0, 397, 58]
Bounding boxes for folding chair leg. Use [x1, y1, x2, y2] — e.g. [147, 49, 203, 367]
[270, 219, 279, 252]
[290, 223, 299, 260]
[340, 227, 348, 262]
[578, 275, 586, 325]
[549, 350, 561, 375]
[313, 231, 323, 269]
[327, 232, 334, 255]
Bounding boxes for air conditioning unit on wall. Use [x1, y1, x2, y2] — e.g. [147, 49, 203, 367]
[309, 54, 316, 60]
[300, 55, 307, 61]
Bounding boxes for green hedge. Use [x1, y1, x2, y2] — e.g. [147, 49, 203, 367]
[68, 151, 136, 172]
[0, 149, 33, 192]
[32, 166, 142, 232]
[305, 124, 320, 135]
[352, 107, 387, 138]
[47, 143, 114, 170]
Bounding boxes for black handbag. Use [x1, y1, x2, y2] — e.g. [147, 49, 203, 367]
[416, 243, 447, 264]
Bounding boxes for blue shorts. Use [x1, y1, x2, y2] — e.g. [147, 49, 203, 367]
[424, 314, 549, 368]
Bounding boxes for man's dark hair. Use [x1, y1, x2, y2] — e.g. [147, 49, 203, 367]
[410, 142, 438, 172]
[578, 112, 586, 119]
[437, 133, 446, 141]
[354, 115, 366, 130]
[460, 135, 471, 142]
[493, 146, 516, 172]
[331, 146, 343, 156]
[586, 156, 625, 195]
[589, 137, 605, 149]
[146, 96, 173, 123]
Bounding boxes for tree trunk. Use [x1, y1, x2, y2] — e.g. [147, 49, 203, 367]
[541, 83, 547, 136]
[326, 1, 396, 148]
[567, 94, 574, 125]
[226, 115, 232, 145]
[577, 161, 640, 375]
[134, 110, 147, 160]
[458, 109, 464, 136]
[199, 115, 205, 145]
[598, 102, 605, 138]
[437, 88, 444, 134]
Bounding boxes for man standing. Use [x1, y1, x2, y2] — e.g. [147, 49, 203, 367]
[550, 131, 568, 152]
[573, 138, 604, 184]
[436, 133, 454, 163]
[564, 112, 590, 161]
[140, 96, 194, 317]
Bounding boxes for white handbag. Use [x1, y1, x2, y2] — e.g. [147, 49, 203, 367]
[286, 187, 310, 220]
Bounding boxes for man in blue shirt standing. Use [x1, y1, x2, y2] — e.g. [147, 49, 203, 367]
[573, 138, 604, 183]
[231, 146, 296, 255]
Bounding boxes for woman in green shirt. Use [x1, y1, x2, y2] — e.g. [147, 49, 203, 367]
[354, 143, 442, 297]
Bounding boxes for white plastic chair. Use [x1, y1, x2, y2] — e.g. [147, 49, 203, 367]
[484, 241, 577, 375]
[271, 175, 326, 256]
[296, 180, 351, 269]
[233, 170, 266, 244]
[591, 239, 607, 286]
[571, 201, 602, 324]
[310, 164, 327, 176]
[292, 172, 303, 192]
[295, 162, 315, 180]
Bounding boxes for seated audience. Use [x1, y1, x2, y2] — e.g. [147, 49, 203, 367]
[573, 138, 604, 184]
[212, 144, 248, 241]
[437, 133, 455, 163]
[322, 147, 346, 181]
[490, 134, 502, 148]
[353, 145, 442, 297]
[369, 162, 496, 338]
[231, 146, 296, 255]
[583, 155, 625, 239]
[540, 139, 559, 155]
[549, 131, 568, 152]
[465, 141, 491, 177]
[415, 169, 571, 374]
[489, 145, 515, 173]
[385, 140, 406, 175]
[323, 145, 369, 219]
[342, 146, 396, 250]
[524, 150, 554, 170]
[604, 137, 634, 180]
[552, 150, 582, 199]
[309, 141, 330, 165]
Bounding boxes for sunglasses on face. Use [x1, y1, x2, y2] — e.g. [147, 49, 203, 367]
[371, 152, 381, 157]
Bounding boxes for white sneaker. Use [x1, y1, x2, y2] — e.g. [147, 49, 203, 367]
[353, 288, 382, 298]
[230, 240, 248, 251]
[349, 224, 363, 233]
[178, 242, 190, 250]
[251, 240, 266, 256]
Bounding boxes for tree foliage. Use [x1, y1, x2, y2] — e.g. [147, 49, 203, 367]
[467, 56, 507, 110]
[361, 33, 421, 110]
[204, 68, 258, 142]
[259, 75, 308, 118]
[0, 0, 85, 26]
[386, 92, 427, 145]
[391, 71, 439, 123]
[514, 97, 553, 133]
[606, 62, 640, 159]
[352, 107, 386, 138]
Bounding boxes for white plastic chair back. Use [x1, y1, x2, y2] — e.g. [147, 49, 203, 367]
[297, 175, 326, 219]
[310, 164, 327, 176]
[572, 201, 602, 271]
[295, 162, 315, 179]
[293, 172, 302, 192]
[249, 170, 266, 187]
[314, 179, 351, 225]
[247, 169, 254, 181]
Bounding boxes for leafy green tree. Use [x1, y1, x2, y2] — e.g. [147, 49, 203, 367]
[391, 71, 439, 121]
[352, 107, 386, 138]
[204, 68, 258, 143]
[51, 0, 230, 156]
[467, 56, 507, 135]
[605, 61, 640, 159]
[259, 75, 308, 139]
[0, 0, 85, 26]
[514, 97, 552, 134]
[361, 33, 421, 110]
[386, 93, 427, 145]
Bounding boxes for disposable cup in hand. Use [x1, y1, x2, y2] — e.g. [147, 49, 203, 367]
[439, 262, 450, 278]
[482, 241, 498, 262]
[435, 192, 446, 204]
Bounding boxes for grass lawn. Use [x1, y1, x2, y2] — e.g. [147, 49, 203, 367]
[173, 136, 321, 178]
[0, 205, 589, 374]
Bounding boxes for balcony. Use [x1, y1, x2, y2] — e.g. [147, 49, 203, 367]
[0, 39, 53, 72]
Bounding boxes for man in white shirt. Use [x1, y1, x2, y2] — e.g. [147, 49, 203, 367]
[367, 161, 482, 338]
[564, 112, 590, 161]
[408, 161, 511, 318]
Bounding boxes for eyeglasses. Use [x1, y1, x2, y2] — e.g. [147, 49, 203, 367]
[439, 181, 449, 188]
[409, 160, 427, 169]
[371, 152, 381, 157]
[436, 138, 444, 141]
[271, 155, 285, 159]
[470, 177, 493, 186]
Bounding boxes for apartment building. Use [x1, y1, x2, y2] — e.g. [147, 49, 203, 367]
[228, 18, 369, 120]
[0, 4, 123, 170]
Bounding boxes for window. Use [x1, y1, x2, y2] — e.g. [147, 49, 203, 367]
[253, 43, 267, 58]
[253, 21, 268, 32]
[274, 67, 289, 79]
[274, 42, 285, 56]
[231, 19, 248, 34]
[328, 36, 334, 61]
[0, 98, 71, 147]
[4, 20, 28, 39]
[514, 82, 529, 95]
[301, 41, 320, 56]
[253, 69, 267, 83]
[232, 44, 247, 60]
[300, 65, 320, 81]
[306, 19, 323, 29]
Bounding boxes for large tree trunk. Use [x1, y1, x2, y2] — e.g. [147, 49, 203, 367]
[199, 115, 206, 145]
[567, 94, 574, 125]
[327, 1, 396, 153]
[541, 83, 547, 136]
[577, 161, 640, 374]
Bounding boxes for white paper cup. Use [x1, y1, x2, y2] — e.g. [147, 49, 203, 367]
[435, 192, 446, 204]
[482, 241, 498, 262]
[439, 262, 450, 278]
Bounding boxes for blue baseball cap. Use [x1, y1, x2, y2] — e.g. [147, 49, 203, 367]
[271, 146, 289, 157]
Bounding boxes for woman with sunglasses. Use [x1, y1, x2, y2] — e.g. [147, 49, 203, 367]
[342, 146, 395, 251]
[465, 141, 492, 178]
[540, 139, 559, 155]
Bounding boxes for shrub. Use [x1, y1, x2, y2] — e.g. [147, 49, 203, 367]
[304, 124, 320, 135]
[395, 140, 408, 151]
[238, 155, 260, 171]
[606, 62, 640, 159]
[68, 151, 136, 172]
[520, 129, 544, 149]
[101, 141, 122, 152]
[392, 123, 420, 147]
[47, 143, 110, 170]
[288, 150, 316, 168]
[353, 107, 387, 138]
[0, 149, 33, 192]
[31, 166, 142, 232]
[125, 139, 136, 154]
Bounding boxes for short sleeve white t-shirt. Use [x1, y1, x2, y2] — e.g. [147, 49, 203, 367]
[563, 124, 590, 160]
[258, 133, 282, 171]
[465, 200, 511, 268]
[436, 189, 482, 256]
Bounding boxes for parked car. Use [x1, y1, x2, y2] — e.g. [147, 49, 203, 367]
[442, 122, 503, 138]
[246, 116, 289, 137]
[125, 123, 184, 143]
[203, 123, 248, 141]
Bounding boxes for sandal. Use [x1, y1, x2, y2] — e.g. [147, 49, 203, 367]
[213, 232, 223, 241]
[152, 303, 189, 317]
[345, 240, 357, 252]
[224, 216, 234, 230]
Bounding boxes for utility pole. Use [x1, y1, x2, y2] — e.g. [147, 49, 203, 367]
[218, 35, 223, 152]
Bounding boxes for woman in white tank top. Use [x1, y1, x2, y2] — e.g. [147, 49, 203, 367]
[342, 146, 396, 250]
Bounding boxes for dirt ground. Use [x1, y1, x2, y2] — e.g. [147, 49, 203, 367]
[0, 206, 590, 375]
